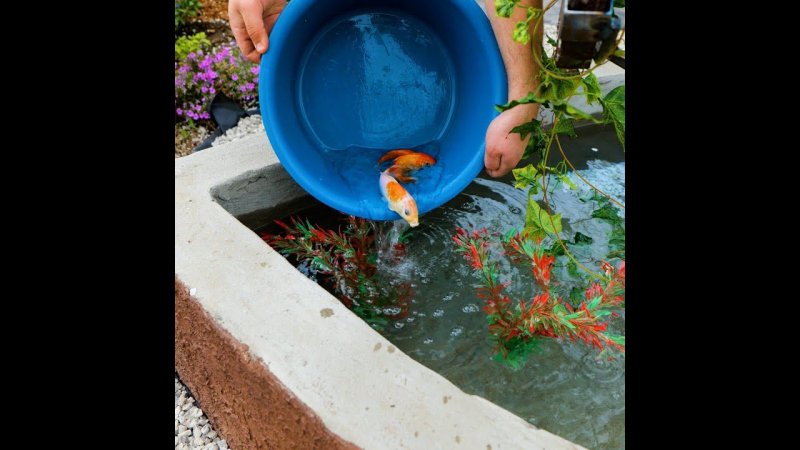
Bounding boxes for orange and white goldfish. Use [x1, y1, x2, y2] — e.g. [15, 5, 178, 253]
[379, 169, 419, 227]
[378, 150, 437, 183]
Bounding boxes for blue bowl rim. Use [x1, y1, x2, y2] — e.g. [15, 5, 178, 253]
[259, 0, 508, 220]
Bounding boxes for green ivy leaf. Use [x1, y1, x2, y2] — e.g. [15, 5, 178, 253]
[567, 259, 580, 277]
[526, 196, 563, 237]
[591, 203, 622, 226]
[556, 172, 577, 190]
[547, 241, 566, 256]
[513, 21, 530, 44]
[546, 34, 558, 47]
[609, 226, 625, 246]
[511, 119, 548, 160]
[600, 85, 625, 147]
[496, 92, 549, 112]
[554, 117, 577, 138]
[512, 164, 539, 189]
[555, 78, 581, 101]
[563, 103, 601, 122]
[513, 8, 543, 45]
[581, 73, 602, 104]
[495, 0, 520, 18]
[607, 224, 625, 260]
[572, 232, 593, 245]
[510, 120, 538, 137]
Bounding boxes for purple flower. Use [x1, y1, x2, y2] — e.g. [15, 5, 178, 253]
[176, 108, 183, 115]
[200, 57, 212, 69]
[188, 52, 196, 60]
[245, 82, 255, 91]
[232, 74, 239, 81]
[229, 57, 236, 65]
[201, 86, 208, 93]
[238, 85, 247, 92]
[250, 66, 260, 75]
[179, 65, 190, 74]
[209, 87, 216, 94]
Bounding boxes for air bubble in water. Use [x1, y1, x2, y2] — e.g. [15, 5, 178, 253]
[383, 307, 402, 316]
[462, 304, 479, 313]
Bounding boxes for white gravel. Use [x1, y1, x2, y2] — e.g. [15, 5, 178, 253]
[175, 376, 228, 450]
[211, 115, 264, 147]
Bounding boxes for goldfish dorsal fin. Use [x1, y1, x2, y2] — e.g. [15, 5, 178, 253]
[378, 149, 416, 164]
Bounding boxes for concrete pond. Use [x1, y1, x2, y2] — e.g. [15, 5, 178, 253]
[175, 66, 623, 450]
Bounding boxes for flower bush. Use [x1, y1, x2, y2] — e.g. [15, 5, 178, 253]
[175, 43, 260, 124]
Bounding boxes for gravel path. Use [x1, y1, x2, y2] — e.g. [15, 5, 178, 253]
[211, 115, 264, 147]
[175, 376, 228, 450]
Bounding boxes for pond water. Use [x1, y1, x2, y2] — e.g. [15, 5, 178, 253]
[256, 124, 625, 450]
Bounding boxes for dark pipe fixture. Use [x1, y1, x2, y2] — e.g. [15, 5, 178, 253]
[191, 93, 254, 153]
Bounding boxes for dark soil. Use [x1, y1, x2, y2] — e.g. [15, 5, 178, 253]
[198, 0, 230, 22]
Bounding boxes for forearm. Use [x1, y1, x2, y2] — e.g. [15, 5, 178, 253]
[485, 0, 543, 104]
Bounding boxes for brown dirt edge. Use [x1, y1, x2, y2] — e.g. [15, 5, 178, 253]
[175, 277, 360, 450]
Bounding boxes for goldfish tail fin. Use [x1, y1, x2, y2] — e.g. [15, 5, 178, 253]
[386, 165, 416, 183]
[395, 174, 417, 184]
[378, 149, 415, 164]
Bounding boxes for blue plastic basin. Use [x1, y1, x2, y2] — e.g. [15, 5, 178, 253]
[259, 0, 506, 220]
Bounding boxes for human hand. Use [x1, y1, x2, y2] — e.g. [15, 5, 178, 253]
[229, 0, 287, 64]
[484, 103, 539, 177]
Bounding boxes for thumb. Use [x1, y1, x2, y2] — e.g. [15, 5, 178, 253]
[484, 146, 502, 175]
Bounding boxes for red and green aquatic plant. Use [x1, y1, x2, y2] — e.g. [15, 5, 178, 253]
[453, 227, 624, 368]
[261, 216, 411, 329]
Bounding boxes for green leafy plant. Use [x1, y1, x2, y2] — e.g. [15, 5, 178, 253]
[175, 0, 203, 28]
[261, 217, 412, 330]
[494, 0, 625, 282]
[453, 227, 625, 368]
[175, 32, 211, 61]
